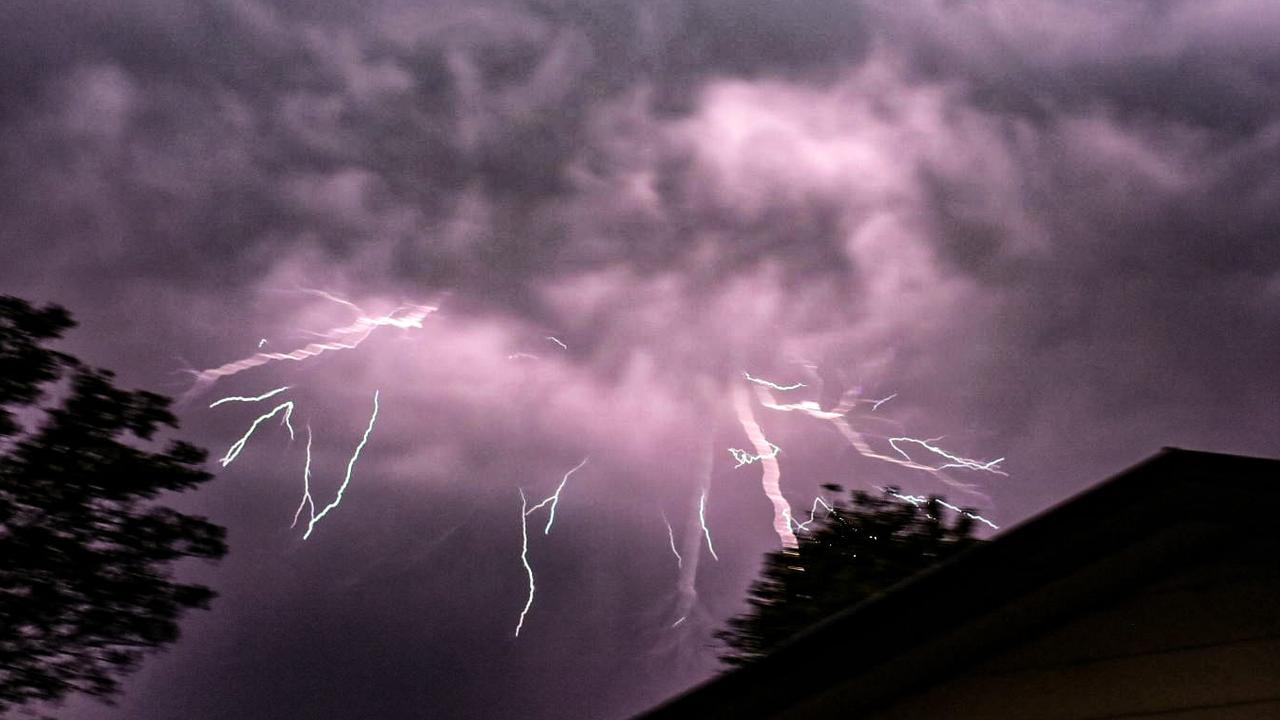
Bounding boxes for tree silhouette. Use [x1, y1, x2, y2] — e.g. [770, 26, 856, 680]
[0, 296, 226, 714]
[715, 485, 983, 667]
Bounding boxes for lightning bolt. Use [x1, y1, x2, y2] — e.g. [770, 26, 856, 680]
[545, 336, 568, 350]
[258, 338, 268, 348]
[728, 442, 782, 468]
[208, 385, 291, 408]
[298, 288, 365, 312]
[870, 393, 897, 411]
[887, 437, 1007, 476]
[937, 499, 1000, 530]
[742, 371, 806, 391]
[524, 457, 589, 534]
[512, 457, 590, 636]
[182, 293, 435, 401]
[876, 486, 1001, 530]
[219, 401, 295, 467]
[669, 428, 715, 630]
[290, 424, 316, 530]
[698, 491, 719, 562]
[790, 496, 835, 533]
[732, 382, 799, 549]
[515, 488, 536, 638]
[661, 511, 683, 569]
[302, 390, 380, 539]
[754, 386, 988, 495]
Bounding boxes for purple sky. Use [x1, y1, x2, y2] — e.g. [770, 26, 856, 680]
[3, 1, 1280, 718]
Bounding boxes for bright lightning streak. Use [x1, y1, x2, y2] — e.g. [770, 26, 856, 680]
[545, 336, 568, 350]
[754, 386, 986, 495]
[887, 437, 1007, 476]
[515, 489, 535, 638]
[182, 295, 435, 401]
[937, 499, 1000, 530]
[755, 397, 832, 416]
[732, 382, 799, 549]
[877, 486, 1001, 530]
[661, 511, 683, 569]
[219, 401, 295, 467]
[208, 385, 291, 408]
[670, 430, 714, 630]
[881, 488, 928, 507]
[511, 458, 588, 635]
[698, 492, 719, 561]
[290, 425, 316, 529]
[524, 457, 589, 534]
[870, 393, 897, 411]
[257, 338, 268, 348]
[302, 390, 380, 540]
[728, 443, 782, 468]
[742, 372, 806, 391]
[790, 496, 835, 533]
[671, 616, 687, 628]
[299, 287, 365, 312]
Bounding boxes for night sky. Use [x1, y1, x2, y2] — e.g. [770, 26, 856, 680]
[3, 1, 1280, 718]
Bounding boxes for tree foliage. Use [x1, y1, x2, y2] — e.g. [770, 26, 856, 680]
[715, 485, 983, 667]
[0, 296, 226, 714]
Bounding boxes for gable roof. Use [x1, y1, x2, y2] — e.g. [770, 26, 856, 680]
[634, 448, 1280, 719]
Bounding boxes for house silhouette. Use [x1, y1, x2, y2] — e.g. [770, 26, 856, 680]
[634, 448, 1280, 719]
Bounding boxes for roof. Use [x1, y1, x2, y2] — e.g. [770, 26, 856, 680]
[634, 448, 1280, 719]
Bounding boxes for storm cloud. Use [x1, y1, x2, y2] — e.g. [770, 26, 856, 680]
[2, 1, 1279, 718]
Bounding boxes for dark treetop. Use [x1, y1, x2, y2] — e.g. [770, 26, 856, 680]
[0, 296, 226, 715]
[716, 484, 983, 667]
